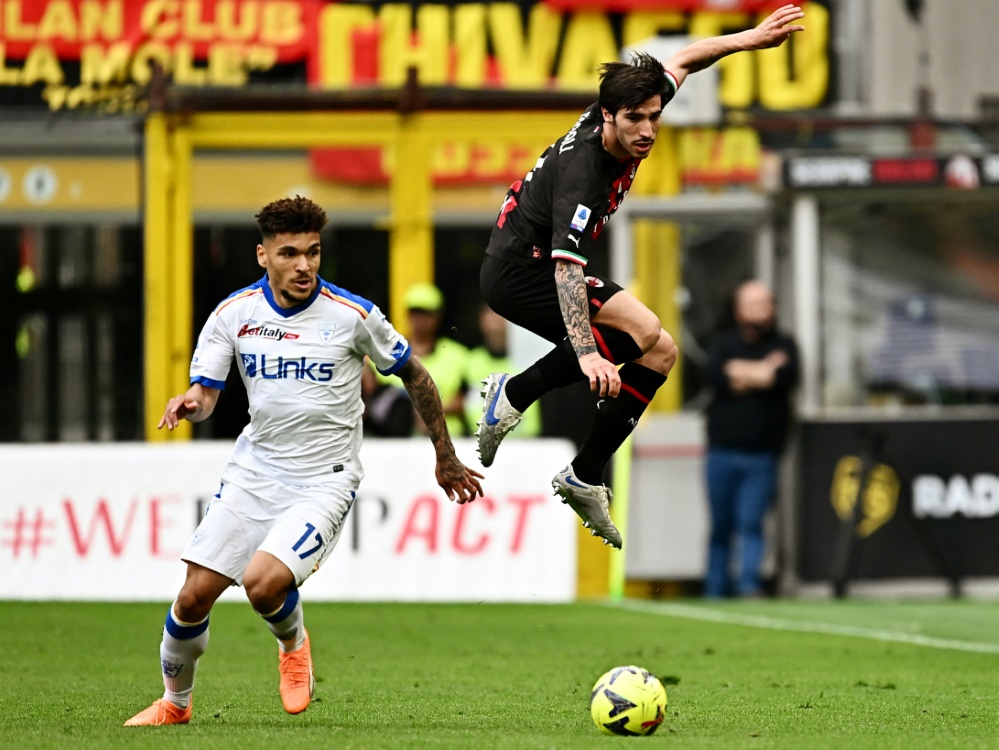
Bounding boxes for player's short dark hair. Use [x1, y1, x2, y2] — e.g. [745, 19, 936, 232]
[255, 195, 328, 240]
[598, 52, 670, 115]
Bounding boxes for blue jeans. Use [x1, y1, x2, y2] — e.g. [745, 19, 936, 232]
[704, 447, 778, 598]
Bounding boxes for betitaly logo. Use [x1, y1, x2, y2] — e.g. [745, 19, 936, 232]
[237, 324, 299, 341]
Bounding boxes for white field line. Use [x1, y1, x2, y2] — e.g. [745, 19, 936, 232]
[605, 600, 999, 655]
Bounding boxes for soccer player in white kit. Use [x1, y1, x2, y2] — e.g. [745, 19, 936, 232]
[125, 196, 483, 726]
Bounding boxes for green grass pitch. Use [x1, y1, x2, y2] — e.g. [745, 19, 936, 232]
[2, 598, 998, 749]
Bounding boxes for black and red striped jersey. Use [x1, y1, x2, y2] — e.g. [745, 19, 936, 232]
[484, 95, 672, 269]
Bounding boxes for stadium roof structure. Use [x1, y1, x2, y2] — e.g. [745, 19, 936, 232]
[151, 65, 595, 116]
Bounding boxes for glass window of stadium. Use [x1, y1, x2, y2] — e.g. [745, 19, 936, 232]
[5, 224, 143, 442]
[820, 196, 999, 407]
[680, 223, 761, 409]
[2, 214, 759, 442]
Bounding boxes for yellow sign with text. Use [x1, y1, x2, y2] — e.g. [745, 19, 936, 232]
[311, 1, 825, 186]
[316, 1, 829, 110]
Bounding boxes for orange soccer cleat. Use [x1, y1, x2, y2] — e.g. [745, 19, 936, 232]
[278, 629, 315, 714]
[123, 697, 193, 727]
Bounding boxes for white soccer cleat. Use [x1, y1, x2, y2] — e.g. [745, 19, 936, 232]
[475, 373, 522, 468]
[552, 465, 622, 549]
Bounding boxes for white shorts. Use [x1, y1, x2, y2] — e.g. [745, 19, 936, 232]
[182, 464, 357, 586]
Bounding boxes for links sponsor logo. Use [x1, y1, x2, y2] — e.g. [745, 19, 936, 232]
[237, 323, 299, 341]
[830, 456, 899, 537]
[913, 474, 999, 519]
[241, 353, 334, 381]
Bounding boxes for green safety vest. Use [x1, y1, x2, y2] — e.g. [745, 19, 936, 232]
[377, 338, 470, 437]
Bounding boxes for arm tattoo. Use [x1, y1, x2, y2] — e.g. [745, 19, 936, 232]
[554, 260, 597, 357]
[398, 355, 455, 455]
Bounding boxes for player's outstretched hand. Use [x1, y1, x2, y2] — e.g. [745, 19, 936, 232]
[579, 352, 621, 398]
[158, 394, 201, 430]
[751, 4, 805, 49]
[436, 454, 485, 504]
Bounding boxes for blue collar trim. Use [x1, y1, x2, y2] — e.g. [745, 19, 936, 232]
[259, 273, 323, 318]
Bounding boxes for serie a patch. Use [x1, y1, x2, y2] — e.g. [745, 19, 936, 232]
[570, 204, 591, 231]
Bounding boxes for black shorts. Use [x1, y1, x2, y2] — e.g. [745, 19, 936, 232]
[480, 253, 624, 344]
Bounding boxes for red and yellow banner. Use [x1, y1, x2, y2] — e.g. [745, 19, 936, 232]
[0, 0, 320, 108]
[0, 0, 319, 60]
[310, 0, 827, 186]
[0, 1, 830, 188]
[0, 1, 829, 105]
[540, 0, 794, 9]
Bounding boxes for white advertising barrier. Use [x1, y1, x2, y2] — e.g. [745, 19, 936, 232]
[0, 439, 577, 602]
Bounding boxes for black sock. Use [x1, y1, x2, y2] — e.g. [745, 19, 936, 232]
[572, 363, 667, 485]
[505, 338, 584, 412]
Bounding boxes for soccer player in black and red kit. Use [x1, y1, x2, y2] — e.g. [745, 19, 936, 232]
[477, 5, 805, 548]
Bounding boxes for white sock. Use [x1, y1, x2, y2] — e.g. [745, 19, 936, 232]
[160, 602, 209, 708]
[259, 588, 305, 653]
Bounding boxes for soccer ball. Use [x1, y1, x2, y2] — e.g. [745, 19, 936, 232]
[589, 665, 667, 736]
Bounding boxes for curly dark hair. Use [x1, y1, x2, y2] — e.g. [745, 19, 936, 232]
[598, 52, 670, 115]
[255, 196, 328, 239]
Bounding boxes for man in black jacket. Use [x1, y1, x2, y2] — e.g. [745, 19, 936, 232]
[704, 280, 799, 597]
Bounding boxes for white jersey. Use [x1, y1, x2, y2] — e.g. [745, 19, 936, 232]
[190, 274, 411, 486]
